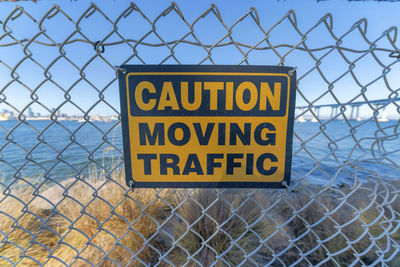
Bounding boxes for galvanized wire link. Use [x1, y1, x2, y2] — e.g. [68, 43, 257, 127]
[0, 2, 400, 266]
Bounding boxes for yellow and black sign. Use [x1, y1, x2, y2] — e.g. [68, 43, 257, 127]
[118, 65, 296, 188]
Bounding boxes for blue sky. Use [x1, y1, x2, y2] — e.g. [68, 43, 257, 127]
[1, 0, 400, 118]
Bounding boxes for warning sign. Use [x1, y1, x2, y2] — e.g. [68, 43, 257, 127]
[118, 65, 296, 188]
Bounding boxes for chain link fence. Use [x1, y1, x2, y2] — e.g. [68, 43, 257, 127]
[0, 2, 400, 266]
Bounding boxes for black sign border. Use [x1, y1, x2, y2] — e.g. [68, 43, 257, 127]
[118, 65, 296, 188]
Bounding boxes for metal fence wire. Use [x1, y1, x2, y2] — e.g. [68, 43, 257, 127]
[0, 2, 400, 266]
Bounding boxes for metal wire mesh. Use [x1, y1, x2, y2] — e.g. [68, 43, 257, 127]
[0, 2, 399, 266]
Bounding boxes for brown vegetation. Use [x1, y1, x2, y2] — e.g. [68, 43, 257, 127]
[0, 169, 399, 266]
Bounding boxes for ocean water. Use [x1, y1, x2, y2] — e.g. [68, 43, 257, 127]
[0, 119, 399, 188]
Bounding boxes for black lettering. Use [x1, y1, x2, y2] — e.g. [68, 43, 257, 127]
[160, 154, 180, 175]
[182, 154, 204, 175]
[193, 123, 215, 145]
[168, 123, 190, 146]
[256, 153, 278, 175]
[139, 123, 165, 145]
[230, 123, 251, 145]
[227, 153, 243, 175]
[137, 154, 157, 175]
[218, 123, 225, 145]
[254, 123, 276, 146]
[246, 153, 254, 175]
[207, 154, 223, 175]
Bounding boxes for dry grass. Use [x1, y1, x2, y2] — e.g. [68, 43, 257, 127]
[1, 168, 399, 266]
[0, 167, 170, 266]
[154, 189, 290, 266]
